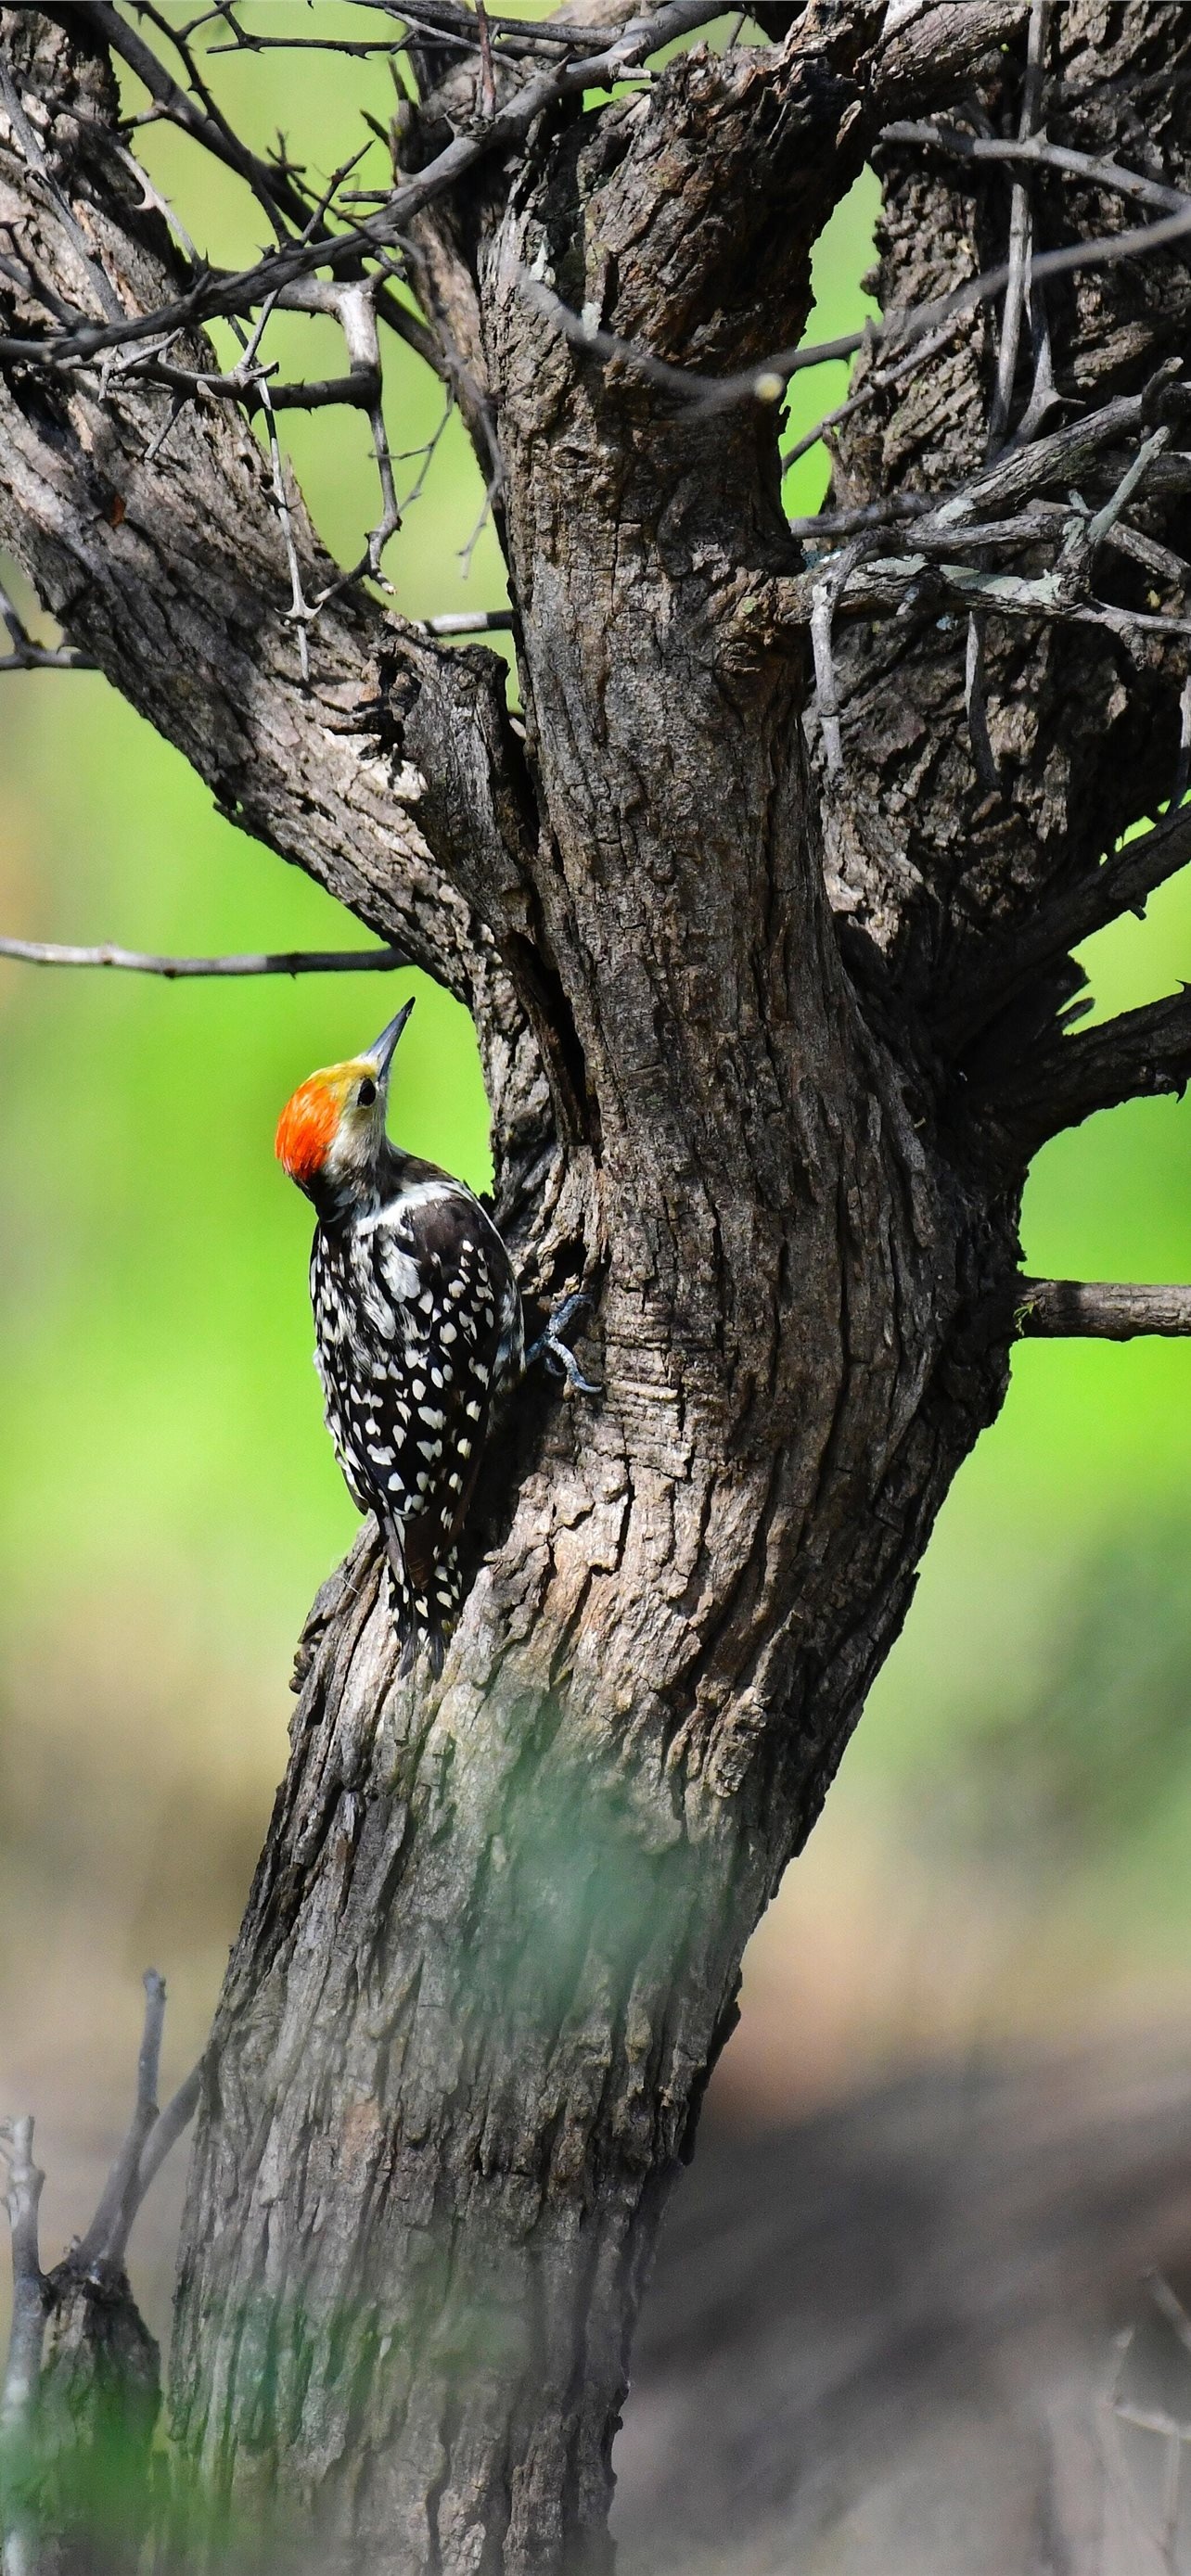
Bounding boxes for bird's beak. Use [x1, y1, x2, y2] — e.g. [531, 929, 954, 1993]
[368, 995, 415, 1082]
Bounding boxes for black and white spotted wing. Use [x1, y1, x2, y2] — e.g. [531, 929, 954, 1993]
[310, 1176, 522, 1664]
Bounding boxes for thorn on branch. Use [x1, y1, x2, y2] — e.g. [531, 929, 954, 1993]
[965, 613, 1001, 791]
[810, 536, 881, 776]
[984, 0, 1051, 455]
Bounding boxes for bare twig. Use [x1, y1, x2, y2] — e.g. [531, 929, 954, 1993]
[1017, 1280, 1191, 1338]
[11, 40, 1191, 462]
[0, 0, 723, 374]
[808, 498, 1190, 574]
[965, 611, 1001, 791]
[789, 493, 935, 542]
[811, 536, 879, 774]
[0, 937, 407, 977]
[782, 315, 956, 478]
[458, 471, 500, 579]
[967, 0, 1051, 784]
[521, 198, 1191, 426]
[781, 381, 1191, 673]
[80, 0, 308, 240]
[259, 365, 310, 678]
[75, 1971, 167, 2274]
[134, 2062, 203, 2209]
[61, 1970, 201, 2278]
[207, 0, 631, 63]
[474, 0, 498, 121]
[928, 378, 1181, 528]
[397, 393, 455, 514]
[1085, 425, 1170, 551]
[0, 2120, 45, 2431]
[303, 285, 402, 606]
[0, 644, 93, 673]
[986, 0, 1050, 450]
[781, 533, 1191, 647]
[417, 607, 515, 635]
[881, 121, 1191, 225]
[0, 579, 93, 673]
[0, 2115, 46, 2576]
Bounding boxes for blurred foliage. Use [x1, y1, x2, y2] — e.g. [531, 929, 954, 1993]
[1, 2, 1191, 2245]
[925, 1518, 1191, 1863]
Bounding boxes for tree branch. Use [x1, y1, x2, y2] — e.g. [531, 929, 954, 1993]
[0, 9, 534, 995]
[941, 804, 1191, 1048]
[76, 0, 301, 235]
[0, 0, 722, 373]
[74, 1971, 165, 2276]
[1017, 1278, 1191, 1338]
[996, 987, 1191, 1151]
[0, 572, 94, 670]
[0, 1974, 201, 2576]
[0, 2116, 45, 2576]
[881, 119, 1191, 223]
[132, 2062, 203, 2212]
[519, 199, 1191, 422]
[0, 936, 409, 976]
[0, 2119, 45, 2440]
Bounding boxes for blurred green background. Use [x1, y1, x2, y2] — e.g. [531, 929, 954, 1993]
[4, 7, 1191, 2307]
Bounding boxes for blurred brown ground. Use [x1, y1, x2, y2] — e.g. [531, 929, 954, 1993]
[618, 2036, 1191, 2576]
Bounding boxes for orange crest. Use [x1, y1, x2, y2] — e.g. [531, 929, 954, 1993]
[275, 1075, 340, 1185]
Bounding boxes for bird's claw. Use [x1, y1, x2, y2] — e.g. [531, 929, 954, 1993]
[527, 1291, 601, 1395]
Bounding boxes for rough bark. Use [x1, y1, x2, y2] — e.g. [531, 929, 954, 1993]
[2, 3, 1189, 2570]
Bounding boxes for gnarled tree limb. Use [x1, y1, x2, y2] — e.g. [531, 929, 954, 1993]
[0, 13, 531, 995]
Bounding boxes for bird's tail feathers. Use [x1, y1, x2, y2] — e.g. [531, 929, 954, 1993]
[382, 1526, 464, 1678]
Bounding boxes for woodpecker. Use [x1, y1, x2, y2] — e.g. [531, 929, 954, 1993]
[275, 998, 526, 1672]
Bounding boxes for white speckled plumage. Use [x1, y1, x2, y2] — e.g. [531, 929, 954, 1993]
[276, 1002, 523, 1670]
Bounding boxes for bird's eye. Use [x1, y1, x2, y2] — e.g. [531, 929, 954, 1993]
[357, 1077, 378, 1108]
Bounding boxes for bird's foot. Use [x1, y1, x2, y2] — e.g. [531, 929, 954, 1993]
[526, 1290, 601, 1396]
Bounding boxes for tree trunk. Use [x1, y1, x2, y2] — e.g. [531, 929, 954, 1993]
[3, 2, 1191, 2569]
